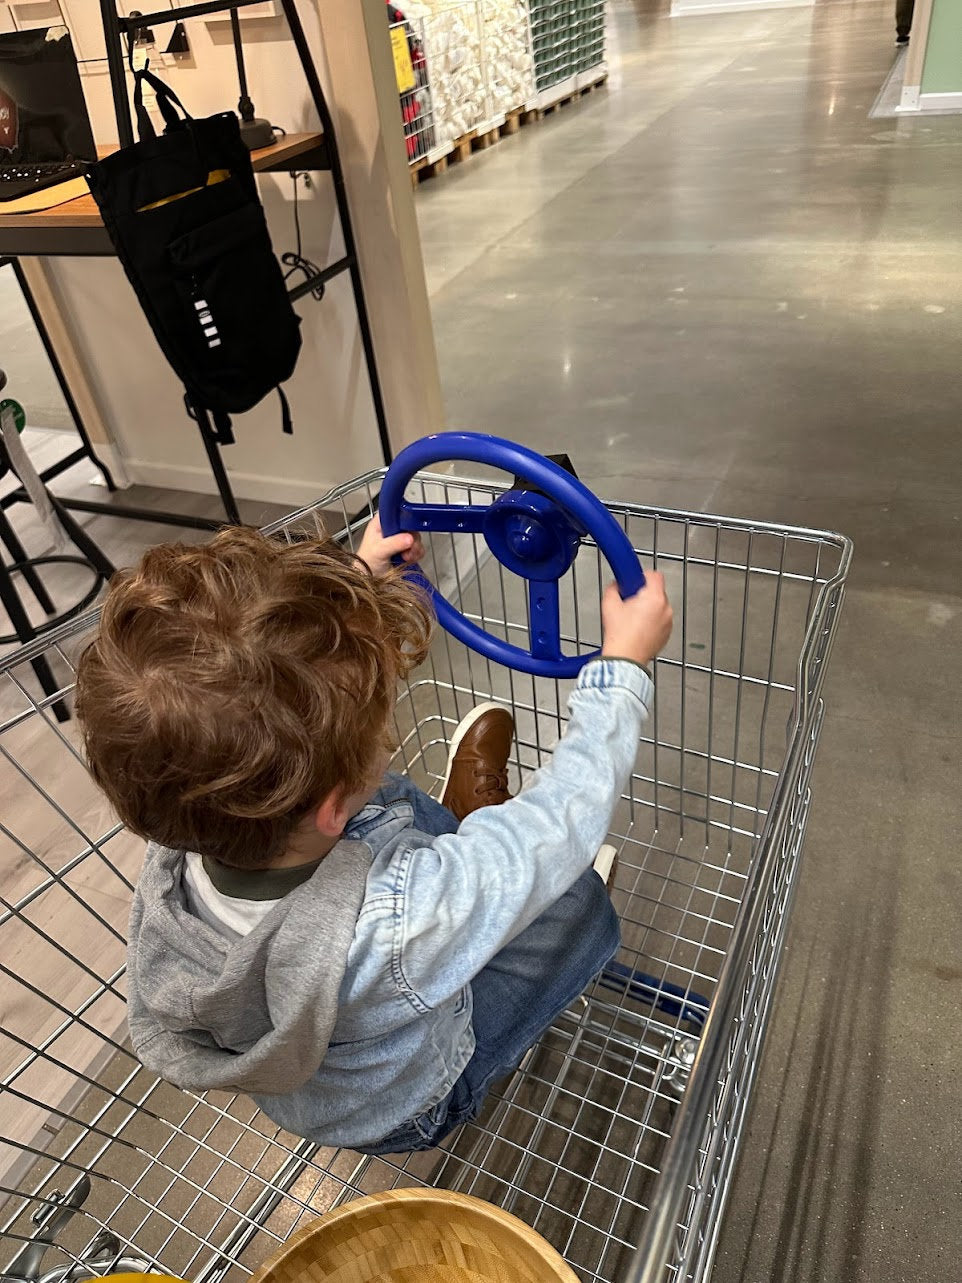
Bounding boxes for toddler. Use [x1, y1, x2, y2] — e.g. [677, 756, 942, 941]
[76, 519, 671, 1153]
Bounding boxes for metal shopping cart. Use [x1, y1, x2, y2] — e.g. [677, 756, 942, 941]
[0, 433, 851, 1283]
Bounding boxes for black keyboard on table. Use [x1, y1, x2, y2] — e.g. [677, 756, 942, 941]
[0, 160, 83, 203]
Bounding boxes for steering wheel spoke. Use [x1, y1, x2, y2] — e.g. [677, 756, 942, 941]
[398, 501, 488, 535]
[527, 579, 562, 661]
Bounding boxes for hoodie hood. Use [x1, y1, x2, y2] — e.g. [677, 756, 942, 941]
[126, 840, 373, 1095]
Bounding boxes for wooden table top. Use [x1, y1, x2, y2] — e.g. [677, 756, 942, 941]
[0, 132, 325, 254]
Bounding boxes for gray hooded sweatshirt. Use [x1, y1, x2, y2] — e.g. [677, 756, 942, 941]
[126, 840, 372, 1097]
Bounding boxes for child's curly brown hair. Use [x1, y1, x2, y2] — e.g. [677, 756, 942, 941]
[76, 527, 432, 868]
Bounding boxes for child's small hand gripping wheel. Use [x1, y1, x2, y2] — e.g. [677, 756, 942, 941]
[379, 432, 646, 678]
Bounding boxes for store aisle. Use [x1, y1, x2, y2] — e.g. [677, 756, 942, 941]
[417, 2, 961, 1280]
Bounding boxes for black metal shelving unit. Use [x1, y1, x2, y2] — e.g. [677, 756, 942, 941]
[99, 0, 393, 526]
[3, 1, 393, 533]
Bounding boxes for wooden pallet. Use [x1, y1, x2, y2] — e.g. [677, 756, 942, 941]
[410, 122, 492, 184]
[410, 76, 606, 187]
[501, 108, 524, 137]
[525, 73, 608, 122]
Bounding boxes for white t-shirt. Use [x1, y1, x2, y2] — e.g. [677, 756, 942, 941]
[183, 851, 277, 937]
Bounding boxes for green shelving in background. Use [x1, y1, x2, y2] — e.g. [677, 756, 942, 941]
[529, 0, 604, 93]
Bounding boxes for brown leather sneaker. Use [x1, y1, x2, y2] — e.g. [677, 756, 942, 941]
[440, 702, 515, 822]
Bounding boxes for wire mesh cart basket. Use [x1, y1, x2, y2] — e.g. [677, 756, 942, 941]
[0, 446, 851, 1283]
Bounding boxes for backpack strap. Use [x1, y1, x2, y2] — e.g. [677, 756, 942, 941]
[184, 395, 235, 448]
[211, 410, 235, 447]
[278, 386, 293, 435]
[131, 60, 192, 142]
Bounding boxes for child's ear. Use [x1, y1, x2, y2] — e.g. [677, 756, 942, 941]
[313, 788, 350, 838]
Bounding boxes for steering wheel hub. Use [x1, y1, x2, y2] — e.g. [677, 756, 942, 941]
[483, 491, 582, 582]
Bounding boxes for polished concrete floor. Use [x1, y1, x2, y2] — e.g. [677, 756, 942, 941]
[417, 1, 960, 1279]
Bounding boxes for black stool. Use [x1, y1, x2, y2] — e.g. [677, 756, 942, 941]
[0, 370, 115, 721]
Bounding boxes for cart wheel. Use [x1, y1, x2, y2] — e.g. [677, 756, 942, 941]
[379, 432, 645, 677]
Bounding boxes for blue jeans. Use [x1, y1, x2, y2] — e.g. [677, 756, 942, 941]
[371, 772, 462, 840]
[358, 775, 620, 1154]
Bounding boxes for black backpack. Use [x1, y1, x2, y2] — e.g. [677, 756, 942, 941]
[85, 67, 301, 444]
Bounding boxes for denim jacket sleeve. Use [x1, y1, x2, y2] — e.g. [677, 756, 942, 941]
[396, 658, 652, 1010]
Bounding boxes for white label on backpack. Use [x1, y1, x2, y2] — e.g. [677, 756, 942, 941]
[194, 299, 221, 350]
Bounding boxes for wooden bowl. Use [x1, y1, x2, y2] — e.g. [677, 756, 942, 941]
[250, 1187, 580, 1283]
[102, 1276, 188, 1283]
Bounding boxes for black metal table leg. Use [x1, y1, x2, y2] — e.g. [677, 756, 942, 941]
[0, 508, 57, 615]
[0, 560, 70, 722]
[194, 406, 243, 525]
[47, 496, 116, 580]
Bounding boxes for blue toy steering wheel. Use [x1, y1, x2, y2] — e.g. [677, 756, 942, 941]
[379, 432, 645, 678]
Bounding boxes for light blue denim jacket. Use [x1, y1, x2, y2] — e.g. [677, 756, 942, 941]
[128, 659, 651, 1149]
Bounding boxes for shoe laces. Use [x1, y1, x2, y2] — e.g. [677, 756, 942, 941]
[473, 769, 509, 799]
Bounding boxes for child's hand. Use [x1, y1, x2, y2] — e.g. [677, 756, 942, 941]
[600, 574, 673, 668]
[357, 514, 425, 578]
